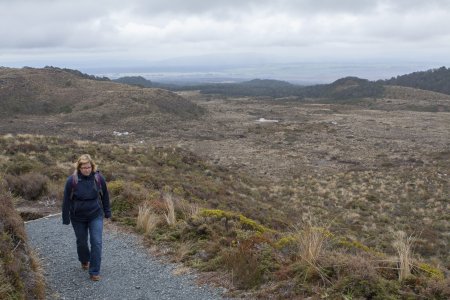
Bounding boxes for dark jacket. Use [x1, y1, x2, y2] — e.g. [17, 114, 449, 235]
[62, 172, 111, 224]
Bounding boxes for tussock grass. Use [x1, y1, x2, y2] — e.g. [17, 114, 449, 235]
[174, 241, 194, 263]
[393, 231, 414, 281]
[179, 200, 200, 220]
[293, 219, 332, 285]
[296, 223, 328, 266]
[136, 204, 160, 235]
[163, 193, 176, 226]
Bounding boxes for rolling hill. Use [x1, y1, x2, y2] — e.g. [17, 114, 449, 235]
[0, 67, 206, 140]
[0, 67, 204, 120]
[382, 66, 450, 95]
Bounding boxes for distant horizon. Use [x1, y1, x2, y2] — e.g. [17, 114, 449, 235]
[3, 59, 447, 86]
[81, 60, 447, 85]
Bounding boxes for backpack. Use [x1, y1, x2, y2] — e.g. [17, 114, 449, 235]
[70, 171, 104, 201]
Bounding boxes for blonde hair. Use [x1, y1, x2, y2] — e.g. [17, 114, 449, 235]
[74, 154, 97, 175]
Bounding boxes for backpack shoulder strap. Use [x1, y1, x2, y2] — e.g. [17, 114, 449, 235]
[70, 172, 78, 201]
[94, 171, 104, 199]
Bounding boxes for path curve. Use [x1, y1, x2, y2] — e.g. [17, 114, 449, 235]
[25, 214, 225, 300]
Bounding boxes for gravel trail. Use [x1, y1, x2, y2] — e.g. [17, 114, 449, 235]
[25, 214, 225, 300]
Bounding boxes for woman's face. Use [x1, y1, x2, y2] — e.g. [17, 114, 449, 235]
[79, 163, 92, 176]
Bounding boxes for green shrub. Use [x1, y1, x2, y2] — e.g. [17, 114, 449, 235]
[332, 276, 400, 300]
[2, 154, 43, 175]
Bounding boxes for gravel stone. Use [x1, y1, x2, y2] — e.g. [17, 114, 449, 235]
[26, 214, 225, 300]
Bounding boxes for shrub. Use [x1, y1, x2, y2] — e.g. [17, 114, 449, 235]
[3, 154, 43, 175]
[0, 187, 45, 299]
[417, 262, 445, 280]
[332, 275, 400, 300]
[222, 244, 264, 289]
[200, 209, 272, 233]
[5, 173, 48, 200]
[107, 180, 125, 196]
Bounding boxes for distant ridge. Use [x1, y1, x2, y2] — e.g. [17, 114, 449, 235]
[382, 66, 450, 95]
[179, 77, 384, 99]
[167, 66, 450, 101]
[113, 76, 153, 87]
[44, 66, 111, 81]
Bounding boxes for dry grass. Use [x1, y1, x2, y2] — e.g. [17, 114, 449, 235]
[179, 200, 200, 220]
[5, 172, 48, 200]
[136, 204, 160, 235]
[29, 249, 46, 299]
[296, 220, 329, 266]
[393, 231, 415, 281]
[163, 193, 176, 226]
[174, 241, 194, 263]
[0, 184, 45, 300]
[294, 220, 332, 285]
[0, 266, 14, 300]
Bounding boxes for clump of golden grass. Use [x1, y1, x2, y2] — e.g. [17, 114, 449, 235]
[179, 199, 200, 220]
[393, 231, 414, 281]
[174, 241, 194, 263]
[136, 203, 159, 235]
[163, 193, 176, 226]
[296, 221, 329, 266]
[293, 219, 332, 285]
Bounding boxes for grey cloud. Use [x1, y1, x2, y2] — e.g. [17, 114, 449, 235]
[127, 0, 449, 17]
[1, 0, 449, 66]
[129, 0, 377, 16]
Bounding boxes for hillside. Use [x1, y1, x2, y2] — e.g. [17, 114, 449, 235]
[113, 75, 154, 87]
[0, 67, 204, 137]
[177, 77, 385, 100]
[383, 66, 450, 95]
[382, 85, 450, 112]
[2, 134, 449, 299]
[112, 75, 178, 90]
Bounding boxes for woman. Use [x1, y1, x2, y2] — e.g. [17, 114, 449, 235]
[62, 154, 111, 281]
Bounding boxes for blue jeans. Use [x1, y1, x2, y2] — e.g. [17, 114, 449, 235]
[71, 215, 103, 275]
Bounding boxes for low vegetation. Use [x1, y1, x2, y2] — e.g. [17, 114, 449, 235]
[0, 179, 45, 300]
[1, 134, 448, 299]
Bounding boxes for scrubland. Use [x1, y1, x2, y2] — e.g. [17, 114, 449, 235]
[0, 130, 448, 299]
[0, 67, 449, 298]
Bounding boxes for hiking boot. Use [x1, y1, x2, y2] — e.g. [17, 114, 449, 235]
[90, 275, 101, 281]
[81, 262, 89, 270]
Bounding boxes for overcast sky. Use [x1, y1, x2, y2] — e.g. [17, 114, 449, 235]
[1, 0, 450, 78]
